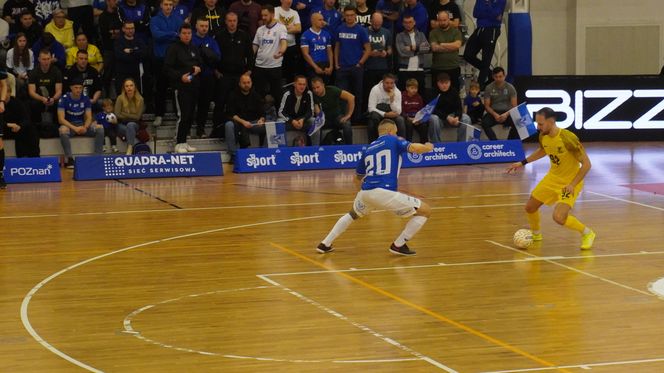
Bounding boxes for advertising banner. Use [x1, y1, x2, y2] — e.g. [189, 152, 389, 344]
[3, 157, 61, 183]
[74, 153, 224, 180]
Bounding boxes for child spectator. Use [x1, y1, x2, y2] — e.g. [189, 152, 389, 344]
[95, 98, 119, 152]
[464, 80, 484, 124]
[401, 78, 428, 143]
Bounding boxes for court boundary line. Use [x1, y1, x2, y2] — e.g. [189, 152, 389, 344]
[480, 355, 664, 373]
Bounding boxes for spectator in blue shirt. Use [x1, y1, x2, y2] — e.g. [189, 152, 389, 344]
[58, 77, 104, 167]
[293, 0, 321, 30]
[300, 12, 333, 83]
[334, 6, 369, 122]
[312, 0, 341, 38]
[192, 17, 221, 138]
[463, 0, 506, 88]
[374, 0, 400, 31]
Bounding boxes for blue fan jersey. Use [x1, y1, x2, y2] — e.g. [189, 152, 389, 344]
[356, 135, 411, 191]
[57, 93, 91, 125]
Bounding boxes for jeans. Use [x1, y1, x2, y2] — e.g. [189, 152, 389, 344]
[429, 113, 470, 142]
[224, 120, 266, 156]
[59, 124, 104, 157]
[117, 121, 139, 145]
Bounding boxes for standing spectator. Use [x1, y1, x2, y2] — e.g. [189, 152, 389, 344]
[429, 72, 467, 142]
[28, 50, 63, 137]
[278, 75, 318, 145]
[292, 0, 320, 31]
[464, 80, 483, 124]
[164, 23, 203, 153]
[397, 0, 427, 34]
[44, 9, 75, 49]
[2, 0, 35, 26]
[192, 17, 221, 138]
[117, 0, 151, 42]
[481, 66, 518, 140]
[114, 21, 148, 96]
[300, 12, 332, 82]
[463, 0, 506, 88]
[355, 0, 371, 28]
[191, 0, 225, 35]
[150, 0, 183, 126]
[0, 71, 7, 189]
[366, 73, 405, 142]
[9, 11, 42, 46]
[65, 33, 103, 72]
[428, 0, 461, 30]
[363, 11, 391, 111]
[334, 6, 369, 123]
[4, 87, 41, 158]
[58, 77, 103, 167]
[63, 49, 102, 108]
[395, 14, 429, 91]
[374, 0, 400, 32]
[310, 76, 353, 144]
[114, 78, 144, 154]
[274, 0, 301, 82]
[31, 32, 66, 70]
[213, 11, 253, 128]
[429, 10, 461, 92]
[60, 0, 95, 41]
[6, 33, 34, 97]
[32, 0, 61, 26]
[252, 4, 287, 104]
[98, 0, 121, 97]
[171, 0, 191, 21]
[312, 0, 341, 37]
[401, 78, 427, 143]
[228, 0, 261, 38]
[224, 73, 265, 161]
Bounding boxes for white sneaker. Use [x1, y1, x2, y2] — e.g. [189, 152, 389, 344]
[174, 143, 188, 153]
[112, 146, 119, 153]
[103, 145, 109, 153]
[184, 143, 197, 152]
[126, 144, 133, 155]
[153, 116, 162, 126]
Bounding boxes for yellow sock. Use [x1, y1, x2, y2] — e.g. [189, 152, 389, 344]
[527, 211, 541, 232]
[564, 214, 586, 233]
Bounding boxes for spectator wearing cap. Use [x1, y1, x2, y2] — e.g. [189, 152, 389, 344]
[44, 9, 75, 49]
[58, 76, 104, 168]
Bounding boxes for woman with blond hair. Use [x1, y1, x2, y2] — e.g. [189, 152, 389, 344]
[115, 78, 144, 154]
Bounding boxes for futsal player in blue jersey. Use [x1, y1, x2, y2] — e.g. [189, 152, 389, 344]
[317, 119, 434, 256]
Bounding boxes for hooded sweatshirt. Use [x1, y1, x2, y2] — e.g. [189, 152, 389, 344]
[44, 19, 75, 48]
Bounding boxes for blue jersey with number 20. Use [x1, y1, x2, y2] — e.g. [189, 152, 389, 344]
[356, 135, 411, 191]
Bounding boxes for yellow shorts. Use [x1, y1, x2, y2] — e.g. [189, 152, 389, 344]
[531, 176, 583, 207]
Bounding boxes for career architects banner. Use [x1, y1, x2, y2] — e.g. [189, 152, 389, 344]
[233, 140, 524, 173]
[3, 157, 62, 183]
[74, 153, 224, 180]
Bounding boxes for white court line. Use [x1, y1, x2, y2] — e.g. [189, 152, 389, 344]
[20, 213, 350, 373]
[256, 275, 457, 372]
[481, 356, 664, 373]
[486, 240, 653, 297]
[588, 191, 664, 212]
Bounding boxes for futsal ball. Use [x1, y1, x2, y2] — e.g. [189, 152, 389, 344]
[106, 113, 118, 124]
[513, 229, 534, 249]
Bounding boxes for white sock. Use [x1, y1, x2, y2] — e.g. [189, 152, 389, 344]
[322, 213, 355, 246]
[394, 216, 428, 247]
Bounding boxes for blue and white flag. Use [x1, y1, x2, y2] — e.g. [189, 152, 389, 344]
[265, 121, 286, 148]
[509, 103, 538, 140]
[461, 122, 482, 142]
[413, 95, 440, 123]
[308, 110, 325, 136]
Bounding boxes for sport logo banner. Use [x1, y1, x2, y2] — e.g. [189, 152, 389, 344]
[74, 153, 224, 180]
[3, 157, 61, 184]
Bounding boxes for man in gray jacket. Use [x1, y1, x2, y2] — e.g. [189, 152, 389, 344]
[395, 15, 430, 91]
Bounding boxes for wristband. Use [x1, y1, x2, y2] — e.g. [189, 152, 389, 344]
[521, 159, 528, 165]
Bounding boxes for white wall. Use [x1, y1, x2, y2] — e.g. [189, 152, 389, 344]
[529, 0, 575, 75]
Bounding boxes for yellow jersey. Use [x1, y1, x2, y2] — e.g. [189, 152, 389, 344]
[538, 128, 585, 184]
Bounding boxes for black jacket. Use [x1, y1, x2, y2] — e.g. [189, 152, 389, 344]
[433, 87, 463, 119]
[226, 88, 264, 122]
[114, 36, 149, 75]
[164, 40, 204, 90]
[278, 86, 315, 122]
[214, 28, 254, 75]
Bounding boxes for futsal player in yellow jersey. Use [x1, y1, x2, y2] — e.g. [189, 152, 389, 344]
[507, 107, 596, 249]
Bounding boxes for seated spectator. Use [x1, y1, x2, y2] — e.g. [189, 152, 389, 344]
[0, 72, 6, 189]
[9, 11, 43, 46]
[65, 33, 104, 72]
[464, 80, 483, 124]
[481, 66, 518, 140]
[58, 77, 104, 168]
[300, 13, 333, 83]
[6, 33, 34, 98]
[32, 32, 66, 70]
[95, 98, 118, 152]
[310, 76, 354, 145]
[3, 72, 40, 158]
[224, 73, 266, 161]
[114, 78, 144, 154]
[401, 78, 428, 143]
[44, 9, 75, 49]
[28, 49, 63, 137]
[366, 73, 405, 143]
[0, 17, 9, 44]
[429, 72, 468, 142]
[278, 75, 318, 146]
[2, 0, 35, 26]
[228, 0, 262, 38]
[64, 49, 102, 109]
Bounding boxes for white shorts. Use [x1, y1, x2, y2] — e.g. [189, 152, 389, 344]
[353, 188, 422, 218]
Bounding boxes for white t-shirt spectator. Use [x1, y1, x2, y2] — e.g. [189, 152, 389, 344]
[253, 22, 288, 68]
[274, 6, 300, 47]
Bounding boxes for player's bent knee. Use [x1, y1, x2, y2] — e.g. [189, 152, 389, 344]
[552, 211, 567, 225]
[415, 202, 431, 218]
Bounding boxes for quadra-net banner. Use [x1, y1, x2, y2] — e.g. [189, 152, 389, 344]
[74, 153, 224, 180]
[233, 140, 524, 173]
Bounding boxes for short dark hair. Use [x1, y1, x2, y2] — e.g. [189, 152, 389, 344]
[492, 66, 505, 75]
[179, 23, 192, 32]
[436, 72, 450, 83]
[536, 107, 557, 120]
[76, 49, 88, 57]
[262, 4, 275, 13]
[343, 6, 357, 13]
[382, 72, 397, 81]
[310, 76, 325, 86]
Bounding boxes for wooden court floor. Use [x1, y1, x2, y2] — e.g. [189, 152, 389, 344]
[2, 142, 664, 372]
